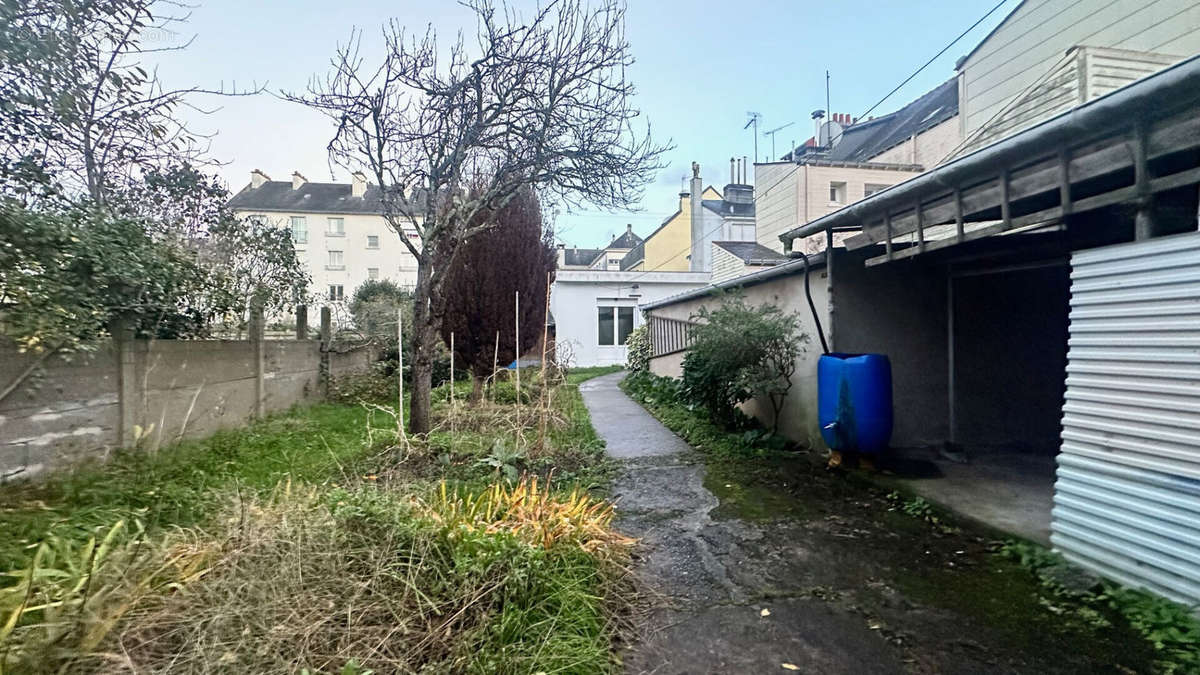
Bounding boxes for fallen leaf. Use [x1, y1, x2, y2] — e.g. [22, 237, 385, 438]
[760, 608, 771, 617]
[782, 664, 800, 671]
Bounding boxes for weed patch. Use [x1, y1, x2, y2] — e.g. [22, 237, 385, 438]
[621, 372, 791, 457]
[0, 367, 625, 672]
[997, 540, 1200, 674]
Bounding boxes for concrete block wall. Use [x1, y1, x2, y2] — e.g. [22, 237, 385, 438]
[0, 347, 120, 479]
[1, 308, 374, 482]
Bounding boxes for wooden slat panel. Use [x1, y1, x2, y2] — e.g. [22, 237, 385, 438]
[862, 169, 1194, 267]
[846, 108, 1199, 253]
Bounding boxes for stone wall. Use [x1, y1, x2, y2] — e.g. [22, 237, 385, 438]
[1, 309, 376, 482]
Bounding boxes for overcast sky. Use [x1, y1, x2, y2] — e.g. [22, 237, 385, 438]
[149, 0, 1017, 248]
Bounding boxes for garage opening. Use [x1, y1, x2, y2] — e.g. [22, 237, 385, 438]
[934, 261, 1071, 542]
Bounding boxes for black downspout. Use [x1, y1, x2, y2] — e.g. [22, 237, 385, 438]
[795, 250, 830, 355]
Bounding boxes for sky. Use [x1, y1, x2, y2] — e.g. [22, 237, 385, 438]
[148, 0, 1019, 248]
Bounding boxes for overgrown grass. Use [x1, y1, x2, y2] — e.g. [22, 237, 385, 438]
[0, 404, 373, 571]
[0, 366, 626, 673]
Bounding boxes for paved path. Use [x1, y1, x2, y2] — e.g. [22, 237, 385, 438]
[580, 373, 901, 674]
[581, 372, 1153, 675]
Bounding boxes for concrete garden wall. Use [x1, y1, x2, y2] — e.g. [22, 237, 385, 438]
[0, 315, 376, 482]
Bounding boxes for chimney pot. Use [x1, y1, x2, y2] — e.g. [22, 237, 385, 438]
[291, 171, 307, 190]
[626, 223, 632, 233]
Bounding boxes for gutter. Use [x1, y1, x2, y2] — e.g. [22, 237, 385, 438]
[778, 53, 1200, 250]
[640, 250, 827, 311]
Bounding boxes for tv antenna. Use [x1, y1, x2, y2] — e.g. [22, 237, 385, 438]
[763, 121, 795, 161]
[744, 112, 762, 163]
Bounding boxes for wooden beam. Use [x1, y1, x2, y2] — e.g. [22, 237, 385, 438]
[1134, 121, 1149, 199]
[954, 188, 964, 243]
[844, 109, 1200, 250]
[1058, 148, 1073, 215]
[1000, 168, 1011, 229]
[916, 199, 925, 253]
[864, 213, 1061, 266]
[884, 212, 893, 261]
[863, 179, 1165, 267]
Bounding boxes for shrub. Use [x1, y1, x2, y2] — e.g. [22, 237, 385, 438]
[625, 324, 650, 373]
[349, 279, 412, 340]
[681, 294, 807, 430]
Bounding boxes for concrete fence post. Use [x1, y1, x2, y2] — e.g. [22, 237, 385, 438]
[249, 301, 266, 418]
[112, 316, 138, 448]
[295, 304, 308, 340]
[319, 306, 332, 398]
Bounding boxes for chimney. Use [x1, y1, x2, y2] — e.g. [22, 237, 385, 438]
[351, 171, 367, 198]
[730, 157, 736, 185]
[689, 162, 704, 273]
[250, 169, 270, 189]
[291, 171, 307, 190]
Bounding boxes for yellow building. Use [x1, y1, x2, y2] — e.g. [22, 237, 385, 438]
[621, 185, 723, 272]
[621, 161, 758, 273]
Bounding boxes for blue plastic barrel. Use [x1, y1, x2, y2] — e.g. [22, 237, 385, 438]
[818, 353, 893, 454]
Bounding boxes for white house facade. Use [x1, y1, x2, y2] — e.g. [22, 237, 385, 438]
[227, 170, 421, 322]
[549, 270, 709, 367]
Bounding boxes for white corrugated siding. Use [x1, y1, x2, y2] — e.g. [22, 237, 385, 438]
[1054, 231, 1200, 606]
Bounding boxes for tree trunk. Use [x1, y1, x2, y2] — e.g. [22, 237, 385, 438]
[408, 253, 437, 434]
[409, 340, 434, 434]
[469, 373, 485, 404]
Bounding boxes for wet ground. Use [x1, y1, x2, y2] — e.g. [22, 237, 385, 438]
[579, 372, 1153, 675]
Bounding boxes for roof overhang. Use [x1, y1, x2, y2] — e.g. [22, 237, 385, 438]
[780, 54, 1200, 267]
[641, 251, 827, 311]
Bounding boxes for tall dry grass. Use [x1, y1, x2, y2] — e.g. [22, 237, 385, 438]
[3, 478, 634, 674]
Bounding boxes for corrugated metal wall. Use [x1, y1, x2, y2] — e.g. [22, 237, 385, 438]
[1054, 231, 1200, 606]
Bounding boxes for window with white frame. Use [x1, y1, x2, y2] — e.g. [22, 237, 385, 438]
[327, 250, 344, 269]
[829, 181, 847, 204]
[328, 284, 344, 301]
[597, 306, 634, 346]
[368, 267, 379, 280]
[327, 217, 345, 236]
[367, 235, 380, 249]
[289, 216, 307, 243]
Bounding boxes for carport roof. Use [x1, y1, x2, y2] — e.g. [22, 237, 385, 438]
[779, 54, 1200, 267]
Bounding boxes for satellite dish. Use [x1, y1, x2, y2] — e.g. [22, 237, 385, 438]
[818, 120, 844, 148]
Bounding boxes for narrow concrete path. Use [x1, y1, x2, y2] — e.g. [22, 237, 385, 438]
[580, 373, 901, 674]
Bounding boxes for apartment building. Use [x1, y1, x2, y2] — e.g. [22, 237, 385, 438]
[756, 78, 960, 254]
[227, 170, 421, 313]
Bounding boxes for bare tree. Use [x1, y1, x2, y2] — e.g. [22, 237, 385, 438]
[0, 0, 260, 203]
[290, 0, 668, 433]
